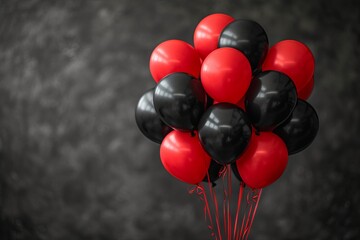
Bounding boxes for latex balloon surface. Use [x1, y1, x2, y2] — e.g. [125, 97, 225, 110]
[198, 103, 252, 164]
[160, 131, 211, 185]
[219, 19, 268, 72]
[135, 88, 172, 143]
[274, 100, 319, 154]
[154, 72, 207, 131]
[194, 13, 234, 60]
[262, 40, 315, 94]
[245, 71, 297, 131]
[298, 76, 314, 100]
[236, 132, 288, 189]
[149, 40, 201, 82]
[201, 48, 252, 104]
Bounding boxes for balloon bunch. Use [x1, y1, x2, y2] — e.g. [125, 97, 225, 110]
[135, 13, 319, 240]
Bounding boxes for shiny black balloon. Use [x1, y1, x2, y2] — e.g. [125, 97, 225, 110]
[218, 19, 269, 72]
[245, 71, 298, 131]
[135, 88, 172, 144]
[198, 103, 252, 164]
[231, 163, 243, 183]
[154, 72, 207, 131]
[274, 100, 319, 155]
[202, 160, 224, 186]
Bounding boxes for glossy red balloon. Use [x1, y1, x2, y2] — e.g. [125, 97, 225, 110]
[237, 97, 245, 109]
[262, 40, 315, 94]
[160, 131, 211, 185]
[149, 40, 201, 83]
[201, 48, 252, 104]
[194, 13, 235, 60]
[236, 132, 288, 189]
[298, 76, 314, 100]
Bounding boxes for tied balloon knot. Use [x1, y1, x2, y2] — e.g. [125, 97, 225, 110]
[188, 184, 205, 197]
[251, 192, 260, 202]
[218, 165, 228, 178]
[246, 188, 261, 204]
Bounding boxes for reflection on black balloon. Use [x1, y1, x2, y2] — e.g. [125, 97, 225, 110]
[198, 103, 252, 164]
[218, 19, 268, 72]
[154, 72, 207, 131]
[245, 71, 297, 131]
[274, 100, 319, 155]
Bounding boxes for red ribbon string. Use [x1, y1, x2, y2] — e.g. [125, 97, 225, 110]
[188, 183, 217, 239]
[210, 181, 222, 240]
[222, 167, 228, 239]
[227, 165, 232, 240]
[238, 191, 248, 240]
[190, 167, 262, 240]
[233, 182, 244, 239]
[244, 189, 262, 240]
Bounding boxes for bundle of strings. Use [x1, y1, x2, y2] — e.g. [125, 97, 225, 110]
[189, 165, 262, 240]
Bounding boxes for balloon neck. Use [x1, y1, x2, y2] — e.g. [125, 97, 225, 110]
[190, 130, 196, 137]
[211, 182, 217, 188]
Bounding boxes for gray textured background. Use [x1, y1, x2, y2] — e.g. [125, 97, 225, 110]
[1, 0, 360, 239]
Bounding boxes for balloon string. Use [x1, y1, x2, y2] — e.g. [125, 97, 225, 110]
[241, 202, 253, 240]
[227, 165, 232, 240]
[204, 174, 218, 240]
[188, 183, 217, 239]
[222, 167, 227, 239]
[244, 189, 262, 240]
[240, 188, 262, 240]
[233, 182, 244, 240]
[190, 171, 261, 240]
[210, 182, 222, 240]
[238, 189, 252, 240]
[208, 173, 222, 240]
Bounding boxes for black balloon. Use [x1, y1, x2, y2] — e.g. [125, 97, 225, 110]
[198, 103, 252, 164]
[202, 160, 224, 185]
[135, 88, 172, 144]
[245, 71, 298, 131]
[274, 100, 319, 155]
[231, 163, 243, 183]
[218, 19, 268, 72]
[154, 72, 207, 131]
[206, 94, 214, 110]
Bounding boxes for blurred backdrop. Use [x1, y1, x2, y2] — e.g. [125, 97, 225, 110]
[1, 0, 360, 239]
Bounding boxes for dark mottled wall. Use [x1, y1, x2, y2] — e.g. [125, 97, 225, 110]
[0, 0, 359, 239]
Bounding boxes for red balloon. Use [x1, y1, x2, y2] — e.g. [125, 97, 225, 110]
[236, 132, 288, 189]
[149, 40, 201, 83]
[201, 48, 252, 104]
[194, 13, 235, 60]
[160, 131, 211, 185]
[262, 40, 315, 94]
[237, 97, 245, 109]
[298, 76, 314, 100]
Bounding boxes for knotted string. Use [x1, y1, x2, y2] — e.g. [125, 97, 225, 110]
[239, 188, 262, 240]
[189, 168, 262, 240]
[188, 183, 216, 239]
